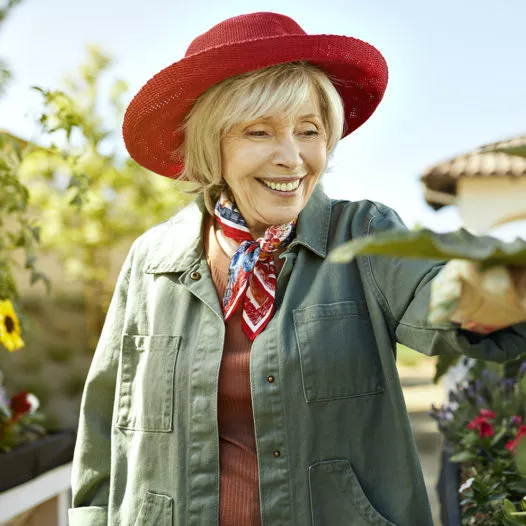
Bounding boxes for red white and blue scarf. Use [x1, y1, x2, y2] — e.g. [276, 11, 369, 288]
[214, 191, 296, 340]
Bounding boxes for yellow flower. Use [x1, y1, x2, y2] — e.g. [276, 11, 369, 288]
[0, 300, 24, 352]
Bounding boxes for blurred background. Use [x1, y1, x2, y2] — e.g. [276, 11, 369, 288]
[2, 0, 526, 229]
[0, 1, 525, 524]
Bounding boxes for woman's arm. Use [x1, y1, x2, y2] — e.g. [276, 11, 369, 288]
[362, 205, 526, 361]
[68, 243, 134, 526]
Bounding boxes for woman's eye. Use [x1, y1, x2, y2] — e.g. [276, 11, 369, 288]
[302, 130, 319, 136]
[247, 130, 268, 137]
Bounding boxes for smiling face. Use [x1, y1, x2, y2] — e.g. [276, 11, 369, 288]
[221, 95, 327, 239]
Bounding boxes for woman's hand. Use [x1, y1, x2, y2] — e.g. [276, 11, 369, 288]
[429, 260, 526, 334]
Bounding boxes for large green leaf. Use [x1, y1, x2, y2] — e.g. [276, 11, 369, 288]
[515, 437, 526, 478]
[493, 145, 526, 159]
[328, 228, 526, 265]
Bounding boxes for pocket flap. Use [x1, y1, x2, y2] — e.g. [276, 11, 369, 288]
[293, 301, 383, 403]
[117, 335, 181, 432]
[134, 491, 173, 526]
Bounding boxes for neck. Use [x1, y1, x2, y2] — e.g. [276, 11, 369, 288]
[249, 227, 267, 240]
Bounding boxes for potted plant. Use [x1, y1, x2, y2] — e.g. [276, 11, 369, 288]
[0, 300, 76, 493]
[430, 359, 526, 525]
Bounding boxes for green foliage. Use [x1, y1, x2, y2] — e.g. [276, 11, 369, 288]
[430, 360, 526, 524]
[19, 45, 191, 342]
[482, 136, 526, 160]
[434, 354, 459, 383]
[502, 498, 526, 526]
[329, 227, 526, 266]
[516, 436, 526, 477]
[0, 134, 51, 300]
[0, 63, 11, 97]
[0, 1, 23, 96]
[496, 145, 526, 158]
[0, 0, 49, 308]
[0, 372, 47, 452]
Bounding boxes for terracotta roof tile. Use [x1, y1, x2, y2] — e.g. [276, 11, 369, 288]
[421, 135, 526, 210]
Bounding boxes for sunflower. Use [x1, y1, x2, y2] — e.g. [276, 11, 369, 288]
[0, 299, 24, 352]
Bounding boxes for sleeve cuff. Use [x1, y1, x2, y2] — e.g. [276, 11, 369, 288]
[68, 506, 108, 525]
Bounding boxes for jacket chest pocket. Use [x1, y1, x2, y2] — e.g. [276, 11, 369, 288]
[116, 334, 180, 432]
[293, 301, 383, 403]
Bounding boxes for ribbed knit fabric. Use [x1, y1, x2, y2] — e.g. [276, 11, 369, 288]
[204, 214, 260, 525]
[204, 214, 285, 526]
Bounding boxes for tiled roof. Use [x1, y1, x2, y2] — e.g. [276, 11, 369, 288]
[421, 135, 526, 210]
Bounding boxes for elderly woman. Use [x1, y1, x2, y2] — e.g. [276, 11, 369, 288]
[69, 12, 526, 526]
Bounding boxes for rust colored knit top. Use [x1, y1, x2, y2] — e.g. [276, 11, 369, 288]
[204, 214, 284, 526]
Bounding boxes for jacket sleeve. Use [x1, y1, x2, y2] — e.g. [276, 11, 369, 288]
[68, 243, 134, 526]
[363, 204, 526, 361]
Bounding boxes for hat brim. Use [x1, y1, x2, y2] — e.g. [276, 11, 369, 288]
[123, 34, 388, 178]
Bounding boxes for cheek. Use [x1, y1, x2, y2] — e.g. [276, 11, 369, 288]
[308, 145, 327, 174]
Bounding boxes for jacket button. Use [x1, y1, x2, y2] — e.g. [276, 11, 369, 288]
[190, 271, 201, 281]
[273, 450, 281, 458]
[267, 375, 275, 383]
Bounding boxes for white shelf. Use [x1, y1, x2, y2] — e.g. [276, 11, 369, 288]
[0, 462, 72, 525]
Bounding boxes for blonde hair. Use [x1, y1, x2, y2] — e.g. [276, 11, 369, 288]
[176, 61, 345, 213]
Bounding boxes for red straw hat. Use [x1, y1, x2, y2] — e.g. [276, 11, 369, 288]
[123, 12, 388, 178]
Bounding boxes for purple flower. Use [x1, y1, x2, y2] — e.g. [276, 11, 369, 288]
[429, 404, 454, 433]
[482, 369, 499, 382]
[476, 395, 486, 407]
[500, 378, 515, 392]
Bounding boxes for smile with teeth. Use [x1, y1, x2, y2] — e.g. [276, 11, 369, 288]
[261, 178, 301, 192]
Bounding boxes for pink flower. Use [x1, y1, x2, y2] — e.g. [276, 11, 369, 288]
[506, 425, 526, 452]
[512, 415, 523, 426]
[478, 409, 496, 419]
[467, 415, 495, 438]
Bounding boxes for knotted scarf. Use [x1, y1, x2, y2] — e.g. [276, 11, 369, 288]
[214, 191, 296, 340]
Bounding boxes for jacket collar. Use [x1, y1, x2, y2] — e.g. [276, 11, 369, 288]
[289, 183, 332, 258]
[144, 183, 332, 274]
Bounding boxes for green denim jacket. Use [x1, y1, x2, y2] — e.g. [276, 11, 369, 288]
[69, 185, 526, 526]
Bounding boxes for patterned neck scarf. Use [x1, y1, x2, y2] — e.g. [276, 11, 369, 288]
[214, 191, 296, 340]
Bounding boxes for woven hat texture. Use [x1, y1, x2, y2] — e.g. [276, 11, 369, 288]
[123, 12, 388, 178]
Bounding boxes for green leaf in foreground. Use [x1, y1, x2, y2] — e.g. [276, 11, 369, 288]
[328, 228, 526, 266]
[515, 435, 526, 478]
[493, 145, 526, 159]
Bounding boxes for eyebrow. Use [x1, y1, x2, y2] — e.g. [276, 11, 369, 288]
[258, 113, 321, 121]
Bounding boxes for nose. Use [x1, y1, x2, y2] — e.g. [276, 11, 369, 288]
[272, 132, 303, 170]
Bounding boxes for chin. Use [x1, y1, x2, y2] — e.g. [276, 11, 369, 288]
[268, 213, 297, 226]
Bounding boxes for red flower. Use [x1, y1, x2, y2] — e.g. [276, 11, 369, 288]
[512, 415, 523, 426]
[467, 415, 495, 438]
[478, 409, 496, 419]
[506, 425, 526, 452]
[10, 391, 31, 421]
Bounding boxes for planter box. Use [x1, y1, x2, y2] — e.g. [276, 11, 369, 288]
[436, 444, 461, 526]
[0, 429, 76, 492]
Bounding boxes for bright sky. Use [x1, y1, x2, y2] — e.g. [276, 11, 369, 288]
[1, 0, 525, 233]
